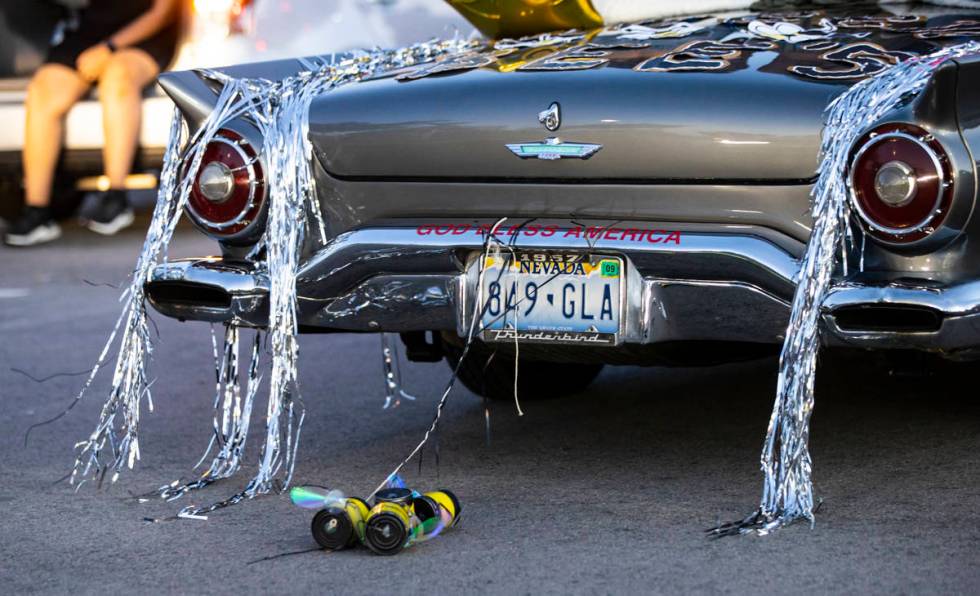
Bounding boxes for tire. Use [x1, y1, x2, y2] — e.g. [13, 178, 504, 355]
[443, 340, 604, 401]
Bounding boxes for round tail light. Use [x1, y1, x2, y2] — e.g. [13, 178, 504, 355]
[849, 123, 953, 244]
[187, 129, 264, 236]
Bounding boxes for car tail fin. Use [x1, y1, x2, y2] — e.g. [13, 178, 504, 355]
[157, 70, 222, 135]
[953, 53, 980, 149]
[158, 56, 337, 134]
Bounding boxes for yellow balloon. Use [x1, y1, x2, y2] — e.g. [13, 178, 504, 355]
[446, 0, 604, 39]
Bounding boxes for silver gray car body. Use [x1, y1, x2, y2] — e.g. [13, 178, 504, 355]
[147, 4, 980, 364]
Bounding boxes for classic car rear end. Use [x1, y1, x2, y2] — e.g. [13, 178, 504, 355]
[144, 4, 980, 399]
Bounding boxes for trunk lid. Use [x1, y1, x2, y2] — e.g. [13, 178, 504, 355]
[307, 9, 979, 182]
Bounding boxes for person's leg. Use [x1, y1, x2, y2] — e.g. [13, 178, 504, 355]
[84, 49, 159, 235]
[98, 49, 160, 188]
[6, 64, 90, 246]
[23, 64, 90, 207]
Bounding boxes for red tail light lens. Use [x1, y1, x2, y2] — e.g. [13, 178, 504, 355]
[849, 123, 952, 243]
[188, 130, 264, 236]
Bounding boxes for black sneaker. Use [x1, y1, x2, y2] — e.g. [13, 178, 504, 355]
[83, 190, 134, 236]
[4, 206, 61, 247]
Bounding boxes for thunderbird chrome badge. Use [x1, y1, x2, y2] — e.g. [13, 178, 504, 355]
[507, 102, 602, 160]
[506, 137, 602, 160]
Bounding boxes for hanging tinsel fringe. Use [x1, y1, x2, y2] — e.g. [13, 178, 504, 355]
[381, 333, 417, 409]
[154, 326, 262, 503]
[710, 41, 980, 537]
[71, 80, 252, 489]
[71, 40, 478, 513]
[370, 218, 510, 499]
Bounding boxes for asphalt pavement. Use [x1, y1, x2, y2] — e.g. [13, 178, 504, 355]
[0, 219, 978, 594]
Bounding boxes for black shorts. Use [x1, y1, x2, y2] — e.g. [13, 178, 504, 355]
[46, 21, 179, 74]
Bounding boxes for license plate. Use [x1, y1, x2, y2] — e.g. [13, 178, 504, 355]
[477, 252, 623, 345]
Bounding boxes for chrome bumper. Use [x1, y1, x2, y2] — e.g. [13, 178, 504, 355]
[144, 225, 980, 356]
[146, 224, 797, 345]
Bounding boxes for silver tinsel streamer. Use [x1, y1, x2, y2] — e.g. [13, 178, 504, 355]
[71, 82, 252, 488]
[72, 39, 478, 512]
[712, 41, 980, 537]
[370, 218, 509, 499]
[381, 333, 417, 409]
[155, 327, 262, 503]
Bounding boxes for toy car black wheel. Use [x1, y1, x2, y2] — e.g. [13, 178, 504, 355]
[443, 340, 603, 402]
[311, 507, 355, 550]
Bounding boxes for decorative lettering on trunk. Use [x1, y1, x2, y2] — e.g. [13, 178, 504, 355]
[414, 224, 682, 245]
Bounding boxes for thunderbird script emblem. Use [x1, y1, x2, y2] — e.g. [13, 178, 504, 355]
[507, 102, 602, 161]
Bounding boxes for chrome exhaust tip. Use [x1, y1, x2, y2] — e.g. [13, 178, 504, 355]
[820, 279, 980, 355]
[145, 259, 269, 327]
[830, 304, 942, 333]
